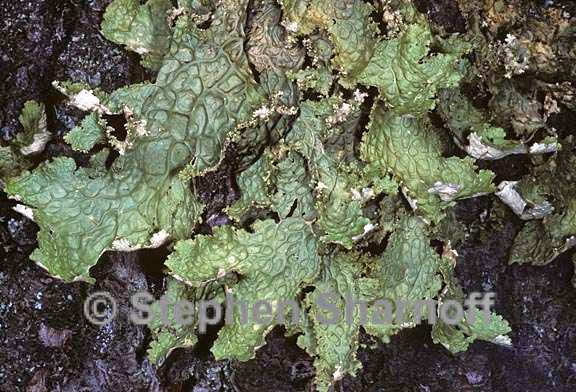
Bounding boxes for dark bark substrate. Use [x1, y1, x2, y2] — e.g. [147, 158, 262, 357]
[1, 0, 575, 391]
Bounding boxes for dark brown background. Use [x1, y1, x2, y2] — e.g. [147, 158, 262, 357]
[1, 1, 575, 391]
